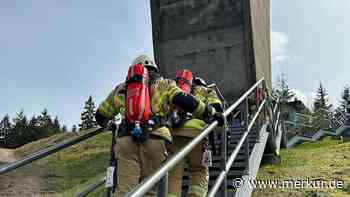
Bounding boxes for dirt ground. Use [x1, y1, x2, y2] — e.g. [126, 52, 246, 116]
[0, 149, 56, 197]
[0, 148, 17, 163]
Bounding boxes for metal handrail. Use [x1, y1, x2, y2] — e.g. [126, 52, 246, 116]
[232, 110, 241, 119]
[295, 113, 316, 120]
[207, 99, 266, 197]
[76, 177, 106, 197]
[290, 112, 335, 127]
[0, 127, 105, 175]
[275, 110, 281, 132]
[223, 78, 264, 117]
[285, 120, 315, 128]
[285, 108, 348, 139]
[273, 98, 280, 115]
[208, 83, 227, 106]
[124, 78, 266, 197]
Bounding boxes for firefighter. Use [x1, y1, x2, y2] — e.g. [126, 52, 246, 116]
[95, 55, 225, 197]
[167, 74, 223, 197]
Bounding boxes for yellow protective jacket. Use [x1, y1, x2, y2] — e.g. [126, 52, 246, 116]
[172, 85, 222, 138]
[97, 78, 207, 142]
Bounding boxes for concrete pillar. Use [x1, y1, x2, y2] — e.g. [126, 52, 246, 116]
[150, 0, 271, 101]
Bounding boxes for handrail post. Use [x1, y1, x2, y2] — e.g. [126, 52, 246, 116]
[220, 113, 228, 197]
[256, 86, 261, 143]
[244, 98, 250, 175]
[262, 81, 268, 120]
[157, 173, 168, 197]
[275, 107, 280, 139]
[272, 104, 276, 133]
[278, 102, 281, 131]
[274, 104, 279, 136]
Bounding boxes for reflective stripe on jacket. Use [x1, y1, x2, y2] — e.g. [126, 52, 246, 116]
[173, 85, 222, 138]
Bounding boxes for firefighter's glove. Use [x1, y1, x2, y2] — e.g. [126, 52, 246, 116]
[204, 105, 225, 127]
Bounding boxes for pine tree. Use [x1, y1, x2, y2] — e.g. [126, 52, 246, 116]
[28, 115, 40, 140]
[29, 116, 39, 128]
[0, 117, 5, 146]
[0, 114, 12, 130]
[313, 82, 332, 128]
[72, 125, 77, 133]
[313, 82, 332, 112]
[53, 116, 61, 130]
[0, 114, 12, 147]
[37, 108, 52, 129]
[13, 110, 29, 146]
[340, 85, 350, 113]
[62, 125, 67, 132]
[275, 73, 295, 103]
[13, 110, 28, 128]
[79, 95, 97, 130]
[37, 109, 63, 137]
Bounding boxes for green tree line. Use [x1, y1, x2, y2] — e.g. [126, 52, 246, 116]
[0, 109, 65, 148]
[0, 95, 98, 148]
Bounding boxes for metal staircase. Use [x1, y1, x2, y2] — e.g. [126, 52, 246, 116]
[286, 124, 349, 148]
[286, 108, 349, 148]
[211, 126, 260, 196]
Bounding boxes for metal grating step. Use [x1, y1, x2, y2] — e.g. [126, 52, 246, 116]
[180, 125, 263, 197]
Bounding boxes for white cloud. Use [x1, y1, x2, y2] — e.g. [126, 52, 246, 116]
[271, 30, 290, 63]
[291, 88, 316, 110]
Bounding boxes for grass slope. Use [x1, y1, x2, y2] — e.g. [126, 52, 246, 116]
[9, 133, 350, 197]
[14, 130, 112, 197]
[253, 137, 350, 197]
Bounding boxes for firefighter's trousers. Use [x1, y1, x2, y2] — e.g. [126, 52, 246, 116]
[115, 136, 168, 197]
[167, 136, 209, 197]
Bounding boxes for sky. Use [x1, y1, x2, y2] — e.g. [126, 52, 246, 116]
[1, 0, 349, 129]
[0, 1, 153, 129]
[271, 0, 350, 108]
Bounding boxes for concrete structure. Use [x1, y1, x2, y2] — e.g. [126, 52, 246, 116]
[150, 0, 271, 100]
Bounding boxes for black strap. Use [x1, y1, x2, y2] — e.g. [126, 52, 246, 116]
[169, 112, 192, 129]
[148, 115, 167, 128]
[117, 117, 168, 142]
[126, 75, 147, 84]
[176, 77, 191, 85]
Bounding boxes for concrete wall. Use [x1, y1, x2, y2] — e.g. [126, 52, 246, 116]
[250, 0, 271, 87]
[150, 0, 271, 100]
